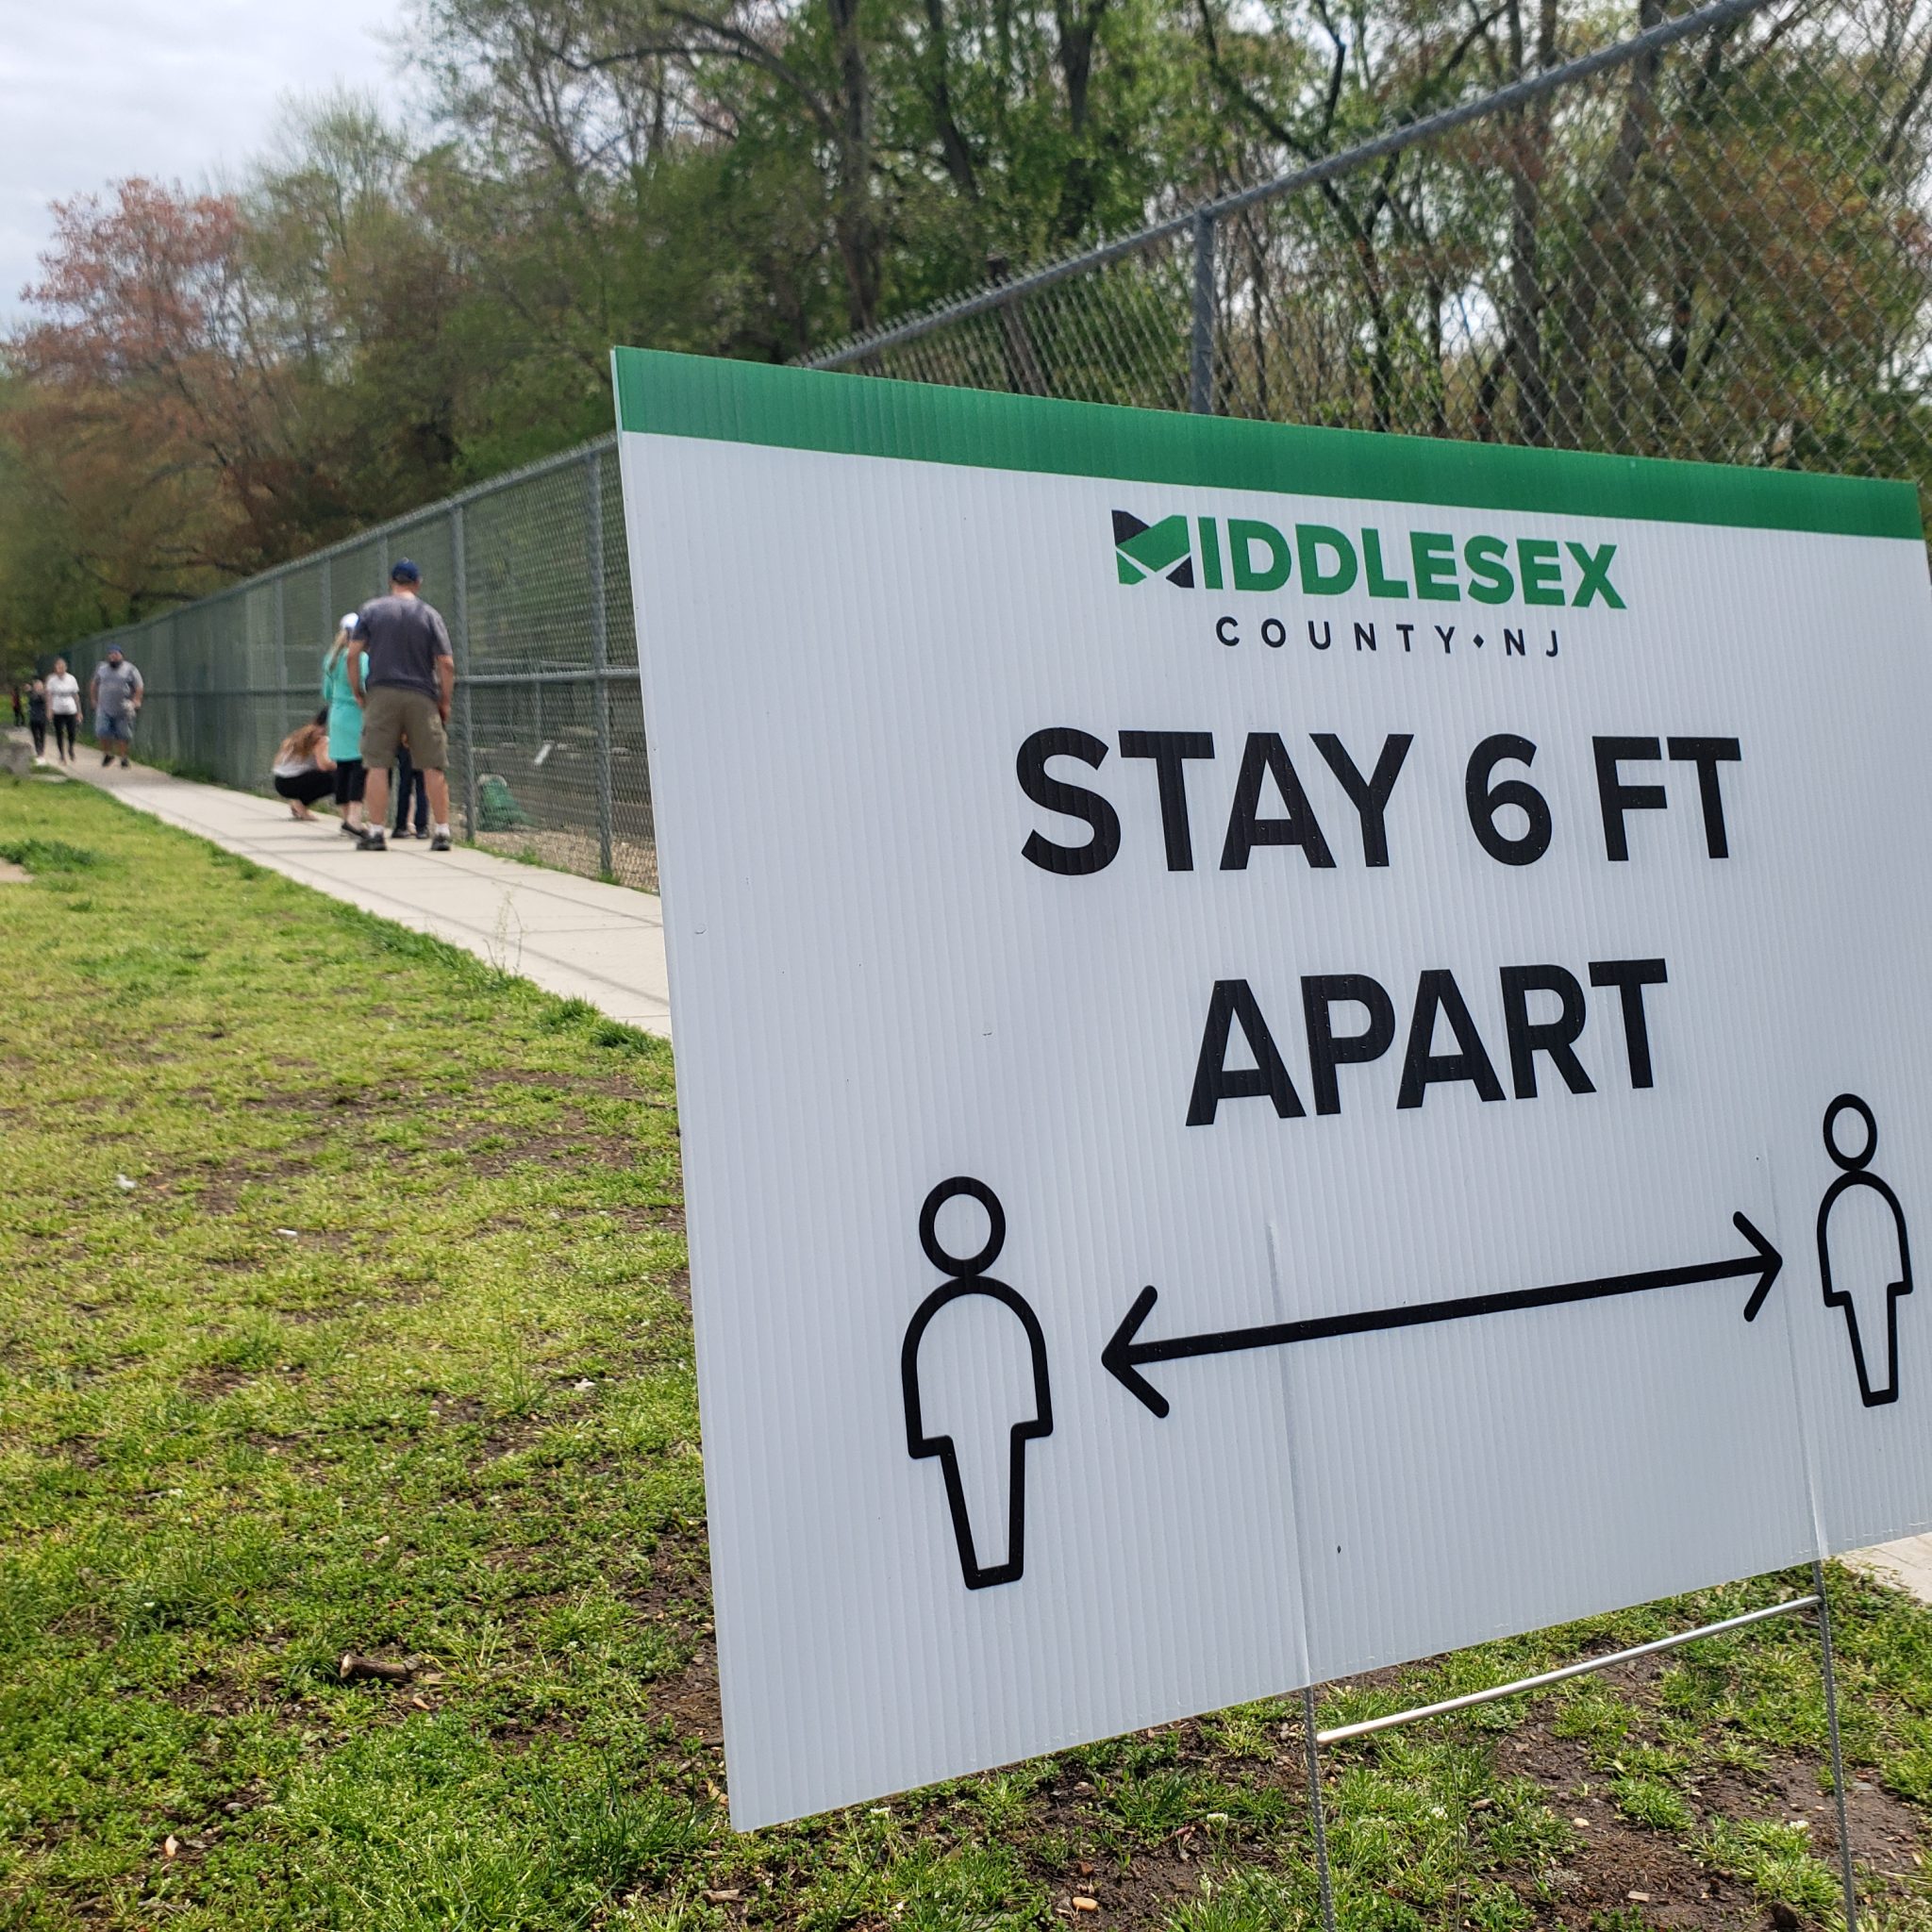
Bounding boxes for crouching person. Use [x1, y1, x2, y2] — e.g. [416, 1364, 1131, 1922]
[272, 712, 336, 818]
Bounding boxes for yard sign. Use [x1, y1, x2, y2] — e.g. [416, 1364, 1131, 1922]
[613, 346, 1932, 1830]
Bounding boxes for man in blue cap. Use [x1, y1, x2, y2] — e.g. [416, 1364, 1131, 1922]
[348, 559, 456, 851]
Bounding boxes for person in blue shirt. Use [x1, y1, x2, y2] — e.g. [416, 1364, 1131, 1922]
[322, 615, 370, 837]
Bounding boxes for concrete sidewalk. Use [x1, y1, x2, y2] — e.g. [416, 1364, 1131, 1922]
[61, 757, 672, 1037]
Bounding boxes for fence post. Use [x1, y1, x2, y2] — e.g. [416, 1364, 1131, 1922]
[1190, 209, 1216, 415]
[588, 448, 614, 879]
[319, 559, 332, 746]
[452, 503, 480, 841]
[275, 577, 288, 727]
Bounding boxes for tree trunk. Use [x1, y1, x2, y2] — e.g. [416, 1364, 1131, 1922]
[826, 0, 881, 332]
[1504, 0, 1557, 444]
[1052, 0, 1109, 241]
[1546, 0, 1664, 446]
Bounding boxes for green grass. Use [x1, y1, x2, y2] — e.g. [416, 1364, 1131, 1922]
[6, 773, 1932, 1929]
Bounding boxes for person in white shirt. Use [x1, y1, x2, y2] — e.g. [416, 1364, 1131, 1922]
[43, 658, 80, 763]
[271, 711, 336, 819]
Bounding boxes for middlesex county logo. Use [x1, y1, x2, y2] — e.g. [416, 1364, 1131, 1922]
[1113, 511, 1195, 587]
[1110, 508, 1626, 609]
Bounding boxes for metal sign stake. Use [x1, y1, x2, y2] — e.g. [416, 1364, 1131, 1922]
[1302, 1684, 1339, 1932]
[1813, 1560, 1859, 1932]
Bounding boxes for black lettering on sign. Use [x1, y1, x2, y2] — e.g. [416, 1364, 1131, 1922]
[1188, 980, 1306, 1126]
[1667, 737, 1741, 858]
[1397, 970, 1506, 1109]
[1312, 734, 1413, 869]
[1120, 731, 1215, 873]
[1500, 965, 1596, 1098]
[1017, 727, 1120, 875]
[1466, 735, 1553, 866]
[1593, 736, 1667, 861]
[1302, 974, 1398, 1115]
[1589, 958, 1670, 1088]
[1220, 733, 1337, 872]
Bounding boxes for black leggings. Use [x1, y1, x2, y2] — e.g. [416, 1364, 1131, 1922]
[52, 715, 75, 758]
[332, 758, 366, 807]
[275, 770, 335, 807]
[392, 743, 428, 834]
[29, 721, 45, 756]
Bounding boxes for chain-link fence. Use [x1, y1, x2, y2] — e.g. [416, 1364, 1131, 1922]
[89, 440, 657, 890]
[808, 0, 1932, 483]
[79, 0, 1932, 890]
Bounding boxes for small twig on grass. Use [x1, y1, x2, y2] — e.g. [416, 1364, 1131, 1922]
[339, 1653, 412, 1684]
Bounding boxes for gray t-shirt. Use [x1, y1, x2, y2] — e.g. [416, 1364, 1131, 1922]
[94, 661, 142, 715]
[353, 594, 453, 699]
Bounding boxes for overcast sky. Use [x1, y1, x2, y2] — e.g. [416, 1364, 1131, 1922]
[1, 0, 410, 325]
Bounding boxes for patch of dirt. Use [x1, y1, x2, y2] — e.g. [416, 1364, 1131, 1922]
[1324, 1640, 1927, 1932]
[1497, 1715, 1792, 1929]
[147, 1104, 666, 1217]
[440, 1124, 641, 1178]
[168, 1141, 329, 1217]
[597, 1534, 719, 1740]
[605, 1202, 686, 1234]
[422, 1391, 491, 1428]
[469, 1066, 667, 1102]
[1034, 1826, 1225, 1924]
[156, 1663, 280, 1724]
[651, 1635, 722, 1743]
[271, 1227, 356, 1258]
[461, 1407, 574, 1466]
[182, 1063, 665, 1121]
[675, 1627, 1931, 1930]
[182, 1365, 255, 1399]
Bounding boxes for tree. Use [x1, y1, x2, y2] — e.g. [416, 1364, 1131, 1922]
[248, 95, 472, 511]
[5, 179, 298, 610]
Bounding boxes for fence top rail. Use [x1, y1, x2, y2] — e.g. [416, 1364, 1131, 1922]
[802, 0, 1776, 373]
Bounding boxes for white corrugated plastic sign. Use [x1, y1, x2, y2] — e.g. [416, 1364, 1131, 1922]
[612, 347, 1932, 1830]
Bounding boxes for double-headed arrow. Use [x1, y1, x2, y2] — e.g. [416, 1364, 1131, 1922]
[1104, 1211, 1784, 1419]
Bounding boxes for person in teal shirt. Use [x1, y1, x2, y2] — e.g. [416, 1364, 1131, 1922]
[322, 615, 370, 836]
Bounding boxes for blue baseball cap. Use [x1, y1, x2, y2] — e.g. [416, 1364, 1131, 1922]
[390, 558, 422, 585]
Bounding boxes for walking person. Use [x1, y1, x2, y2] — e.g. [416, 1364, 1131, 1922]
[90, 643, 143, 766]
[391, 729, 430, 840]
[272, 711, 336, 818]
[45, 658, 79, 763]
[322, 614, 369, 838]
[25, 678, 48, 759]
[348, 560, 455, 853]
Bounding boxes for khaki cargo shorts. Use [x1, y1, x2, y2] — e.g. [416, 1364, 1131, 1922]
[360, 685, 448, 771]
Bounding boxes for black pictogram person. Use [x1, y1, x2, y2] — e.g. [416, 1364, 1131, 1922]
[1818, 1093, 1913, 1407]
[901, 1178, 1052, 1589]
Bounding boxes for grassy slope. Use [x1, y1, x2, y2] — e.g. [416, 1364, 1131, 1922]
[4, 773, 1932, 1932]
